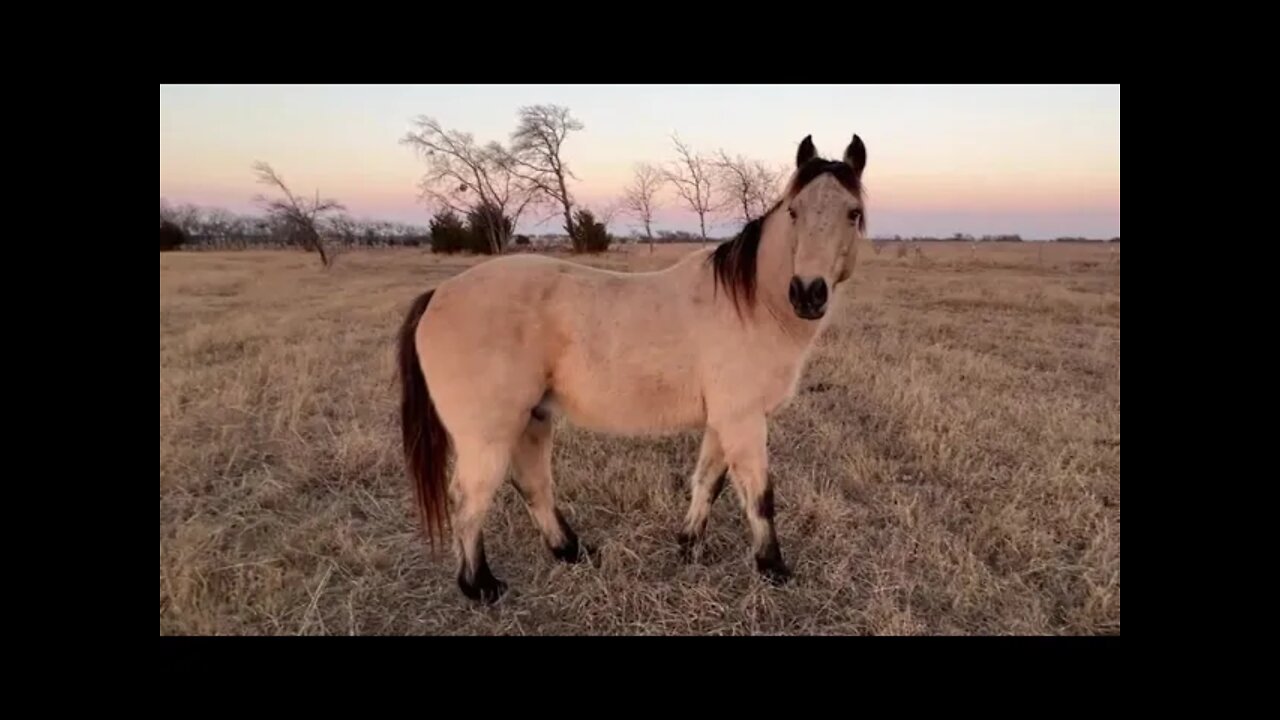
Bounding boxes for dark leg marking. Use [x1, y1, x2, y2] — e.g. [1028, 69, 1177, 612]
[510, 483, 592, 564]
[549, 508, 588, 563]
[457, 538, 508, 604]
[755, 539, 791, 585]
[678, 471, 729, 562]
[753, 482, 789, 585]
[756, 483, 775, 520]
[676, 530, 697, 561]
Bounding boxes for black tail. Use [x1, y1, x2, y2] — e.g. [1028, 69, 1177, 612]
[398, 288, 450, 551]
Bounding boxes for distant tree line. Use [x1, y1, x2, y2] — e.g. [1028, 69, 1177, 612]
[160, 199, 430, 253]
[164, 197, 1119, 257]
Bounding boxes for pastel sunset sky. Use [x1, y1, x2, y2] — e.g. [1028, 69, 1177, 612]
[159, 84, 1120, 239]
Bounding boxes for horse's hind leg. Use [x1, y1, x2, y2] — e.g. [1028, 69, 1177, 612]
[451, 439, 513, 603]
[510, 415, 587, 563]
[677, 429, 728, 561]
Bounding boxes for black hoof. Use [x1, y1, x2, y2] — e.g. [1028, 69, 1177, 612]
[459, 569, 508, 605]
[550, 510, 589, 564]
[551, 536, 590, 564]
[677, 531, 699, 563]
[756, 556, 793, 586]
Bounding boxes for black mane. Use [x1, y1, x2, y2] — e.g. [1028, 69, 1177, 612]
[708, 158, 865, 315]
[709, 209, 770, 316]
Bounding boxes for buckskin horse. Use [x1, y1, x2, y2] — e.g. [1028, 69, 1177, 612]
[398, 133, 868, 603]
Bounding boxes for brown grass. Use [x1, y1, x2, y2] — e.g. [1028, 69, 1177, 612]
[159, 241, 1120, 635]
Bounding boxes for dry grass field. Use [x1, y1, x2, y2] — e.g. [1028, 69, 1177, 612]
[159, 240, 1120, 635]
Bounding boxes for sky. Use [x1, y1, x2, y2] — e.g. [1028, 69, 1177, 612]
[159, 84, 1120, 239]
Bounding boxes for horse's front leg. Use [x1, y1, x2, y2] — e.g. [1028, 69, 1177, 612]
[678, 428, 728, 562]
[717, 414, 791, 585]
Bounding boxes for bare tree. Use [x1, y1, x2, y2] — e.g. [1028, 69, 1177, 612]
[662, 134, 717, 244]
[712, 151, 785, 226]
[400, 116, 539, 254]
[251, 161, 344, 267]
[622, 163, 665, 253]
[504, 104, 584, 247]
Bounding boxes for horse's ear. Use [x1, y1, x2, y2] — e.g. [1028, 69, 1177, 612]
[844, 134, 866, 179]
[796, 135, 816, 167]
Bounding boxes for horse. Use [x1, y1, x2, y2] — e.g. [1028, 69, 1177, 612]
[397, 133, 868, 604]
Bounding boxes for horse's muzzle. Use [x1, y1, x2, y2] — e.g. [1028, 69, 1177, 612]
[788, 276, 828, 320]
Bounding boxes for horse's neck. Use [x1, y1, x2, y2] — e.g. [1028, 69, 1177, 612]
[754, 214, 826, 349]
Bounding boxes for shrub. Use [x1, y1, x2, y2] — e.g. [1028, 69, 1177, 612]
[429, 205, 517, 255]
[429, 210, 470, 254]
[572, 209, 611, 253]
[466, 202, 514, 254]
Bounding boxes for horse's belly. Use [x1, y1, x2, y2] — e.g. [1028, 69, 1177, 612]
[550, 373, 704, 436]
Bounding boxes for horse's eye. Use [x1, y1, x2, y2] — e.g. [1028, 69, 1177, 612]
[788, 208, 797, 220]
[848, 209, 862, 223]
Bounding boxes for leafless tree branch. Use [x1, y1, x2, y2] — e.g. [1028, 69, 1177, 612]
[507, 104, 584, 246]
[251, 161, 345, 267]
[662, 133, 717, 243]
[401, 116, 540, 254]
[622, 162, 665, 253]
[712, 150, 785, 227]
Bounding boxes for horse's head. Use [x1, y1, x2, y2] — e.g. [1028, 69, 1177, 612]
[783, 134, 867, 320]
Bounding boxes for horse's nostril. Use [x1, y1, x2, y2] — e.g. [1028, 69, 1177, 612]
[789, 277, 804, 305]
[811, 279, 828, 305]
